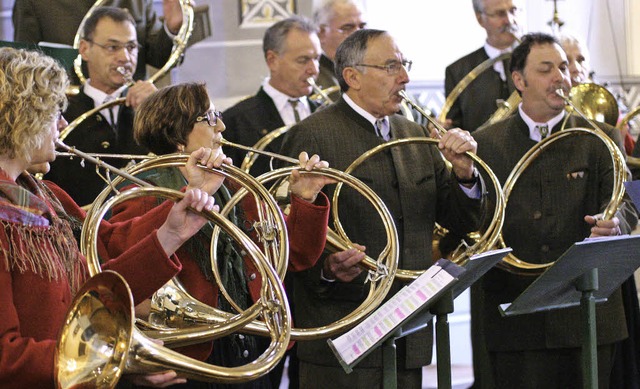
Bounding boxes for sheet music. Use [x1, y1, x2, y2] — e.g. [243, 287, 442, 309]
[328, 259, 461, 367]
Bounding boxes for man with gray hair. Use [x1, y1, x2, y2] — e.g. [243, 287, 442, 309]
[279, 28, 486, 388]
[313, 0, 366, 91]
[222, 15, 321, 177]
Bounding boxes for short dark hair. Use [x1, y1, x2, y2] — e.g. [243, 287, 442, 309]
[262, 16, 318, 58]
[82, 6, 136, 41]
[334, 28, 386, 92]
[510, 32, 559, 74]
[134, 83, 211, 155]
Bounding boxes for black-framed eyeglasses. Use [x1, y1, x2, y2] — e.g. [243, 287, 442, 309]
[482, 6, 520, 19]
[85, 39, 140, 54]
[355, 59, 412, 75]
[196, 110, 223, 127]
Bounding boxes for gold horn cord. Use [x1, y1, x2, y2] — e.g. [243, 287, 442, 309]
[438, 52, 512, 124]
[497, 128, 626, 274]
[333, 137, 505, 281]
[72, 0, 194, 86]
[85, 152, 291, 315]
[68, 187, 291, 387]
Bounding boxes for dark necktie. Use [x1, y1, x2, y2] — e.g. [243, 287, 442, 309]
[289, 99, 301, 123]
[103, 96, 117, 126]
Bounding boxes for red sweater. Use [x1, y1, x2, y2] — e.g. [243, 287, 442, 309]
[109, 181, 330, 360]
[0, 180, 182, 389]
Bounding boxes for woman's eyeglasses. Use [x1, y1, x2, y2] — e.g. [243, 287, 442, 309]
[196, 110, 223, 127]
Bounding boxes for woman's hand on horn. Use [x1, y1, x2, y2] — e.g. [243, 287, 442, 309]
[185, 147, 231, 195]
[289, 151, 336, 203]
[158, 188, 218, 256]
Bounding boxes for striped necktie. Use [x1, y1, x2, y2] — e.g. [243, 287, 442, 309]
[375, 118, 390, 141]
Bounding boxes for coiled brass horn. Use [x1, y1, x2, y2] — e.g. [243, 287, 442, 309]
[495, 89, 626, 275]
[130, 138, 401, 341]
[55, 141, 293, 386]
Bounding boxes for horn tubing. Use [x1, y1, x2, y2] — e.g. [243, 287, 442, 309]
[307, 77, 335, 104]
[399, 90, 447, 136]
[56, 140, 150, 188]
[219, 138, 299, 165]
[55, 151, 153, 160]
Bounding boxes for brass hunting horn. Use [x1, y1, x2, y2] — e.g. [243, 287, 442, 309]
[55, 141, 293, 387]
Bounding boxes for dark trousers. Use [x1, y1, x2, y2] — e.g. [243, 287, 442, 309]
[487, 345, 615, 389]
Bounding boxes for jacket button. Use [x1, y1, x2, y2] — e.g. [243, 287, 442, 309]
[533, 211, 542, 220]
[249, 273, 257, 281]
[243, 350, 249, 358]
[260, 129, 268, 135]
[541, 245, 550, 253]
[101, 141, 110, 149]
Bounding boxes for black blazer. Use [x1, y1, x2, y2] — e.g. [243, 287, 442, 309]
[222, 87, 318, 176]
[444, 47, 515, 132]
[46, 89, 147, 206]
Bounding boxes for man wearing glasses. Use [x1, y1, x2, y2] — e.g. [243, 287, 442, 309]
[313, 0, 367, 94]
[278, 29, 486, 388]
[13, 0, 185, 82]
[444, 0, 522, 133]
[46, 6, 155, 206]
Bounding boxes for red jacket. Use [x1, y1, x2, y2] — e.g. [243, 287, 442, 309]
[0, 180, 183, 389]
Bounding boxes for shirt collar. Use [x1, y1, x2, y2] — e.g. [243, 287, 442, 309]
[83, 80, 119, 107]
[342, 93, 388, 129]
[261, 77, 310, 113]
[518, 103, 565, 141]
[483, 41, 516, 59]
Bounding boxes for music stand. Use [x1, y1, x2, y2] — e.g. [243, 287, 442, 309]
[0, 40, 78, 77]
[499, 235, 640, 389]
[328, 248, 511, 389]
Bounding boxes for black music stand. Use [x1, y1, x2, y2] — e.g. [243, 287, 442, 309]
[328, 248, 511, 389]
[499, 235, 640, 389]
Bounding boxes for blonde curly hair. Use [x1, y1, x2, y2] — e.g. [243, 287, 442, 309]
[0, 47, 69, 161]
